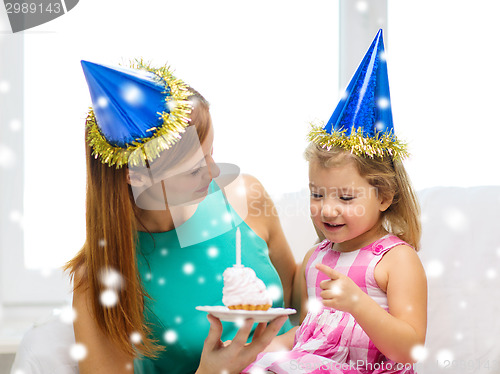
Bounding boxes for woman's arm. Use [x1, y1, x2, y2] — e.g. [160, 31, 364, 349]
[72, 283, 134, 374]
[317, 244, 427, 364]
[232, 174, 297, 307]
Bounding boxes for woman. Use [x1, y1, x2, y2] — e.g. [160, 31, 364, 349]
[66, 59, 296, 373]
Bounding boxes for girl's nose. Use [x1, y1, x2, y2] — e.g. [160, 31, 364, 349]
[321, 201, 341, 219]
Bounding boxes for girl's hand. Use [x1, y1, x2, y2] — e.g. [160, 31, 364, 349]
[316, 263, 364, 314]
[196, 314, 287, 374]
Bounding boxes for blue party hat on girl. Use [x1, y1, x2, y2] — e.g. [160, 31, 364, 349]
[81, 59, 192, 167]
[308, 29, 408, 159]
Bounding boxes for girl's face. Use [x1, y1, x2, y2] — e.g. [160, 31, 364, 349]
[309, 159, 392, 252]
[130, 122, 220, 208]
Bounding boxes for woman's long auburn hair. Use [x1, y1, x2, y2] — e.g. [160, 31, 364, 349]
[305, 143, 422, 251]
[65, 90, 211, 359]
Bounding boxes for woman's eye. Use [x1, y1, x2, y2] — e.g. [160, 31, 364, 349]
[310, 192, 323, 199]
[191, 168, 202, 176]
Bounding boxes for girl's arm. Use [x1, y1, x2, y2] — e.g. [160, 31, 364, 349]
[317, 244, 427, 364]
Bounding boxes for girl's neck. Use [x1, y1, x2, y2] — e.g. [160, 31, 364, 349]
[332, 223, 388, 253]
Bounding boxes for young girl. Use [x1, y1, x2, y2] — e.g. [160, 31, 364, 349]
[245, 29, 427, 374]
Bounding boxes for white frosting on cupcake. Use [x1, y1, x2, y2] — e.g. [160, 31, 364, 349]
[222, 265, 272, 307]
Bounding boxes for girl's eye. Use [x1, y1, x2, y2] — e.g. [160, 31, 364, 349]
[310, 192, 323, 199]
[340, 196, 355, 201]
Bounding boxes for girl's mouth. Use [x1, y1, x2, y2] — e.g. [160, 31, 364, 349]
[323, 222, 345, 231]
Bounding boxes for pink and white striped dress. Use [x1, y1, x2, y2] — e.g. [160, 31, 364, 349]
[245, 235, 416, 374]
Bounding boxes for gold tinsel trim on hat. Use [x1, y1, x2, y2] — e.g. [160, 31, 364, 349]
[307, 124, 409, 160]
[85, 59, 193, 168]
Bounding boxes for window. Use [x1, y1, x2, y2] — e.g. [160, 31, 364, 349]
[387, 0, 500, 189]
[1, 0, 340, 306]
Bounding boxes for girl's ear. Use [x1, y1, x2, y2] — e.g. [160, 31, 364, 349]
[127, 169, 149, 187]
[379, 193, 394, 212]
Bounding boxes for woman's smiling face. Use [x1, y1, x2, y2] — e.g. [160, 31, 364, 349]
[129, 118, 220, 209]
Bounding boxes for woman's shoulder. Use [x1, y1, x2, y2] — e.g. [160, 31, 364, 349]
[222, 173, 272, 217]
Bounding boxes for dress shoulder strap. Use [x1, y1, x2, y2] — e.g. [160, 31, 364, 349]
[370, 234, 411, 255]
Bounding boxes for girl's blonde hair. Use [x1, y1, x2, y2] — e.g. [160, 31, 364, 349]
[305, 143, 421, 251]
[65, 89, 211, 359]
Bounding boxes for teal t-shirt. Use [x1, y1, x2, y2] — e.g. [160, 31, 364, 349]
[134, 182, 292, 373]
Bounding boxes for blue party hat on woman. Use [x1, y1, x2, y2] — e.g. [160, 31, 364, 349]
[81, 59, 192, 167]
[308, 29, 408, 159]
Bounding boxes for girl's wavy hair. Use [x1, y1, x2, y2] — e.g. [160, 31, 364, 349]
[305, 143, 421, 251]
[65, 88, 211, 359]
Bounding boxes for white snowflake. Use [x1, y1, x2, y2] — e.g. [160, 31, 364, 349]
[436, 349, 454, 368]
[130, 332, 142, 344]
[329, 284, 342, 296]
[100, 289, 119, 307]
[306, 298, 323, 314]
[158, 277, 166, 286]
[160, 248, 168, 256]
[377, 97, 390, 109]
[59, 306, 77, 324]
[443, 207, 467, 231]
[9, 119, 22, 132]
[198, 276, 205, 284]
[121, 83, 144, 106]
[100, 268, 123, 289]
[356, 0, 368, 13]
[9, 210, 22, 223]
[410, 344, 428, 362]
[486, 268, 497, 279]
[234, 317, 246, 328]
[96, 96, 108, 108]
[267, 284, 282, 301]
[174, 316, 182, 324]
[375, 121, 386, 131]
[40, 268, 52, 278]
[207, 246, 219, 258]
[183, 263, 195, 275]
[0, 144, 15, 168]
[425, 259, 444, 278]
[69, 343, 88, 361]
[167, 100, 177, 111]
[164, 329, 178, 344]
[0, 80, 10, 93]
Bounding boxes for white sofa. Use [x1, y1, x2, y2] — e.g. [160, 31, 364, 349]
[10, 186, 500, 373]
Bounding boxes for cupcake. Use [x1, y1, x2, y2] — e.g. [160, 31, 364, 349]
[222, 265, 272, 311]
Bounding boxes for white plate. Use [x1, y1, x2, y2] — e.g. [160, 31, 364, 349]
[196, 306, 296, 323]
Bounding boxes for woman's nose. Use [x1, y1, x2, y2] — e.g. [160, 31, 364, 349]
[205, 155, 220, 179]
